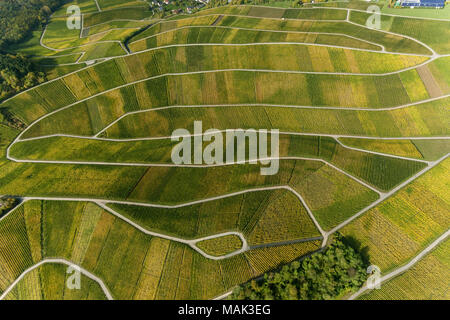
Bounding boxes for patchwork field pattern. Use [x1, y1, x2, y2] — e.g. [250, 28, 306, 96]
[2, 264, 108, 300]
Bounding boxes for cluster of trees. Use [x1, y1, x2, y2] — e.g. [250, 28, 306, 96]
[0, 0, 66, 49]
[208, 0, 307, 7]
[231, 235, 368, 300]
[0, 53, 46, 101]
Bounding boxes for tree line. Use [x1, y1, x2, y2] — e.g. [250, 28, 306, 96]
[230, 234, 369, 300]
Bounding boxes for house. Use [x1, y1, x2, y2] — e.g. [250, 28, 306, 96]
[400, 0, 445, 8]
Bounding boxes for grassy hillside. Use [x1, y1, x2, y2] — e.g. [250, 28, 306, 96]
[6, 45, 449, 131]
[11, 133, 426, 192]
[339, 138, 450, 161]
[0, 158, 379, 232]
[3, 264, 108, 300]
[359, 238, 450, 300]
[131, 13, 430, 54]
[0, 2, 448, 300]
[349, 10, 450, 54]
[129, 26, 384, 52]
[196, 235, 243, 256]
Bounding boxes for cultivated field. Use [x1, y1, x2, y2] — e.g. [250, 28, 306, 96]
[0, 200, 322, 299]
[341, 158, 450, 272]
[359, 238, 450, 300]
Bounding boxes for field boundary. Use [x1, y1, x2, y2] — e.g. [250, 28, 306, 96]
[191, 5, 450, 22]
[4, 34, 446, 106]
[128, 24, 387, 52]
[14, 132, 436, 164]
[2, 3, 449, 301]
[7, 66, 450, 145]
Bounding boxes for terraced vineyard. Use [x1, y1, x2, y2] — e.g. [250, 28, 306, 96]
[0, 0, 448, 300]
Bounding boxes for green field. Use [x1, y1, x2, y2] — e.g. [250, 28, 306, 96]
[83, 7, 153, 27]
[117, 44, 429, 74]
[7, 44, 449, 130]
[7, 29, 57, 56]
[53, 0, 100, 16]
[349, 10, 450, 54]
[131, 13, 431, 54]
[313, 0, 449, 19]
[8, 2, 154, 68]
[244, 240, 322, 274]
[0, 125, 19, 167]
[12, 65, 447, 139]
[129, 27, 385, 52]
[0, 200, 321, 299]
[38, 64, 87, 80]
[196, 235, 243, 256]
[109, 188, 321, 245]
[41, 16, 135, 52]
[87, 20, 150, 37]
[100, 99, 449, 138]
[192, 6, 348, 20]
[3, 264, 108, 300]
[340, 138, 450, 160]
[11, 133, 427, 192]
[0, 2, 449, 300]
[97, 0, 148, 11]
[381, 4, 450, 19]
